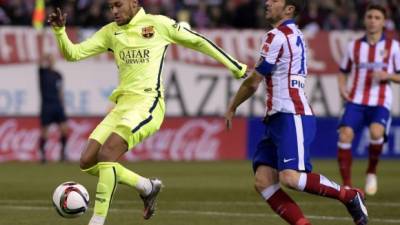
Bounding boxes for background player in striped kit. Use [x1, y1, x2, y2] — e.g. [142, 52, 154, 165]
[337, 4, 400, 196]
[226, 0, 368, 224]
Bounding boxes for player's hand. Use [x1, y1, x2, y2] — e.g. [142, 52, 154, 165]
[373, 71, 390, 82]
[224, 109, 235, 131]
[339, 87, 351, 102]
[48, 8, 67, 28]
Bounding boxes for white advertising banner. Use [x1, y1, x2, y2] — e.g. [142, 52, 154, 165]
[1, 27, 399, 116]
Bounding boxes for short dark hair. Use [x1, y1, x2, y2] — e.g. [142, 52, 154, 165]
[285, 0, 306, 17]
[366, 4, 387, 19]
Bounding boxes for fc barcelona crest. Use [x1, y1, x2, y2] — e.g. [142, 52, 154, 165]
[142, 26, 155, 39]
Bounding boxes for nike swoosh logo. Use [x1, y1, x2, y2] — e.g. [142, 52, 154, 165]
[114, 31, 123, 35]
[283, 158, 296, 163]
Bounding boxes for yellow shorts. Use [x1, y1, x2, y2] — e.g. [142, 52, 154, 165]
[89, 94, 165, 150]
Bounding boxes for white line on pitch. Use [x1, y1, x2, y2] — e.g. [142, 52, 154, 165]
[1, 205, 400, 224]
[1, 199, 399, 207]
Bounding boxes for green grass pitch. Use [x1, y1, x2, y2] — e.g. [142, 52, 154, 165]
[0, 160, 399, 225]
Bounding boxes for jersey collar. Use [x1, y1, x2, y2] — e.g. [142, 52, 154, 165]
[278, 19, 295, 27]
[127, 7, 146, 26]
[361, 33, 386, 44]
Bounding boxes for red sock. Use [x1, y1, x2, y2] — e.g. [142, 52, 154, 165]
[266, 188, 310, 225]
[337, 148, 352, 186]
[304, 173, 356, 203]
[367, 143, 383, 174]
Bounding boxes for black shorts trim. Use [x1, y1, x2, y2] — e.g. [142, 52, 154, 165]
[131, 45, 168, 133]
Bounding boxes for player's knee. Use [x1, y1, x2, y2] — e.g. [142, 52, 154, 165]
[339, 127, 354, 143]
[97, 142, 121, 162]
[254, 175, 270, 193]
[279, 170, 299, 189]
[79, 155, 95, 170]
[370, 128, 384, 141]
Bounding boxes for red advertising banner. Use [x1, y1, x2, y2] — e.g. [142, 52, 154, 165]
[0, 117, 247, 162]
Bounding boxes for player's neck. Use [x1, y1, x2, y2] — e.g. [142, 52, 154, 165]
[124, 7, 141, 25]
[273, 16, 294, 28]
[366, 31, 383, 45]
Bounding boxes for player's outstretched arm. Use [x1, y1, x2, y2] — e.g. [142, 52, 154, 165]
[225, 71, 263, 130]
[155, 17, 247, 79]
[48, 8, 109, 62]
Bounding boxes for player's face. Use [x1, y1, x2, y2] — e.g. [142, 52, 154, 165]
[108, 0, 139, 26]
[265, 0, 293, 25]
[364, 9, 385, 34]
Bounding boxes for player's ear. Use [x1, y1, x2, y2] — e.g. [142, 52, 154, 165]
[284, 5, 295, 17]
[131, 0, 139, 7]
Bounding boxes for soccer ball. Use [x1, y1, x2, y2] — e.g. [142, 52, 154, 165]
[52, 181, 89, 218]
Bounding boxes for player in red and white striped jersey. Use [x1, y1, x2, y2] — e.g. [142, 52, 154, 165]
[337, 4, 400, 196]
[259, 21, 313, 116]
[226, 0, 368, 224]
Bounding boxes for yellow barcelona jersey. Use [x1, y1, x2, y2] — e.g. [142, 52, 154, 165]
[52, 8, 247, 102]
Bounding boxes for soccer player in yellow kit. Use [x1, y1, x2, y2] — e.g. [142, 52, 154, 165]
[48, 0, 247, 225]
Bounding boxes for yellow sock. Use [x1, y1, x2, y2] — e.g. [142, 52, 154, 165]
[82, 164, 99, 176]
[93, 162, 118, 217]
[115, 163, 152, 195]
[82, 163, 151, 195]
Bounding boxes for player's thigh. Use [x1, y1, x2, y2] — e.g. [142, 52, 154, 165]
[274, 114, 315, 173]
[254, 165, 279, 192]
[369, 123, 385, 140]
[80, 139, 102, 169]
[339, 103, 366, 135]
[338, 126, 355, 143]
[89, 109, 121, 147]
[114, 97, 165, 150]
[40, 108, 53, 127]
[97, 132, 129, 162]
[58, 121, 69, 136]
[368, 106, 390, 140]
[54, 105, 67, 123]
[252, 137, 278, 173]
[40, 125, 49, 139]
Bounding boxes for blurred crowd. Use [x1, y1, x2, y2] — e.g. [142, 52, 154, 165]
[0, 0, 399, 31]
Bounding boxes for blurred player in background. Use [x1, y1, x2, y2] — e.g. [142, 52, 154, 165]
[226, 0, 368, 224]
[48, 0, 248, 224]
[337, 4, 400, 196]
[38, 53, 68, 163]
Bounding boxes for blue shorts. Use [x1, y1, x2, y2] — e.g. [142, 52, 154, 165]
[40, 104, 67, 126]
[252, 113, 315, 173]
[339, 102, 391, 134]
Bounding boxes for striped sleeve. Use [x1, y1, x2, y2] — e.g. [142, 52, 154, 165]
[340, 42, 353, 74]
[155, 15, 247, 79]
[52, 26, 109, 61]
[255, 32, 284, 76]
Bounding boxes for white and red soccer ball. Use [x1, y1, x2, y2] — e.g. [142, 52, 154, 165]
[52, 181, 89, 218]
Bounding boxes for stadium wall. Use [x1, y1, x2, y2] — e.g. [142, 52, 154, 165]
[1, 27, 400, 161]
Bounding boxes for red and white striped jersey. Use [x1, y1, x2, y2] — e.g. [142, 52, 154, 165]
[340, 35, 400, 109]
[255, 19, 313, 116]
